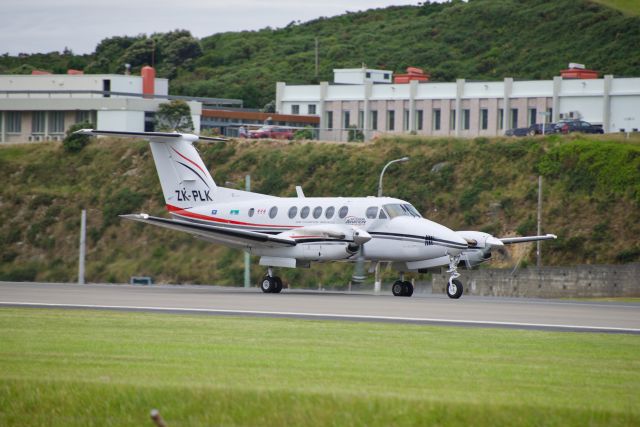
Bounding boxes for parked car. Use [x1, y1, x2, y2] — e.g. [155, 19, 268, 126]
[505, 123, 557, 137]
[554, 119, 604, 134]
[248, 125, 294, 140]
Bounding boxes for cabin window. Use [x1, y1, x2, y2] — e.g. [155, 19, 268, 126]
[338, 206, 348, 219]
[300, 206, 310, 219]
[269, 206, 278, 219]
[248, 208, 255, 217]
[313, 206, 322, 219]
[325, 206, 335, 219]
[288, 206, 297, 219]
[366, 206, 378, 219]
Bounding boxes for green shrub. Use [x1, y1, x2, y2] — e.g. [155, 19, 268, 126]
[102, 188, 145, 228]
[63, 122, 94, 153]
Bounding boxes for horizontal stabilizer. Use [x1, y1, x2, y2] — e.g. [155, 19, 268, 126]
[500, 234, 557, 244]
[75, 129, 227, 143]
[120, 214, 296, 249]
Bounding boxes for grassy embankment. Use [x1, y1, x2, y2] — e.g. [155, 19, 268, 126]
[1, 134, 639, 286]
[592, 0, 640, 15]
[0, 308, 638, 426]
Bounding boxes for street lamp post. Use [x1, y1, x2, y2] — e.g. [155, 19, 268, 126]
[373, 157, 410, 293]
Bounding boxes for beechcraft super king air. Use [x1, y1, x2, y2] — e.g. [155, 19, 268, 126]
[78, 129, 556, 299]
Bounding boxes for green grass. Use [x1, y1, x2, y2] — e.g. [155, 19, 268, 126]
[0, 309, 639, 426]
[592, 0, 640, 15]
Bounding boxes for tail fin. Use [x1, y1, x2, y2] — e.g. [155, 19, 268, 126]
[76, 130, 224, 209]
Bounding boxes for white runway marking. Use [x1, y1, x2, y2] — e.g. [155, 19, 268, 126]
[2, 301, 639, 334]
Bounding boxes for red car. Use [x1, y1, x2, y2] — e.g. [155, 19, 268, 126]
[248, 126, 294, 140]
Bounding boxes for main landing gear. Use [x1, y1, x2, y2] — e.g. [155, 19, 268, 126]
[446, 255, 463, 299]
[392, 273, 414, 297]
[261, 267, 283, 294]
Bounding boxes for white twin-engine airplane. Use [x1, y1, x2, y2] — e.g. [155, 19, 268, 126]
[78, 129, 556, 299]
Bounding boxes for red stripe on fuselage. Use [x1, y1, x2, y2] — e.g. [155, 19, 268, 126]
[166, 204, 299, 228]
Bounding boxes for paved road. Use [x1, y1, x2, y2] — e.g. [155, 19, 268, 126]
[1, 282, 639, 334]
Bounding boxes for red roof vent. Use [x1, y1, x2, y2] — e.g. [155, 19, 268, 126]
[67, 69, 84, 75]
[560, 63, 599, 79]
[394, 66, 430, 84]
[31, 70, 52, 75]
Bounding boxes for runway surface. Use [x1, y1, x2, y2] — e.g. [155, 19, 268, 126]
[1, 282, 639, 334]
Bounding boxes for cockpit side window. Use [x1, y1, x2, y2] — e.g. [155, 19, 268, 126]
[383, 203, 422, 218]
[378, 209, 388, 219]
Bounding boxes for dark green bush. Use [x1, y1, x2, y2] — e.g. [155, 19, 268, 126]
[63, 122, 94, 153]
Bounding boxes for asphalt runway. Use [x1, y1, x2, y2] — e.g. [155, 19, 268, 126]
[1, 281, 639, 334]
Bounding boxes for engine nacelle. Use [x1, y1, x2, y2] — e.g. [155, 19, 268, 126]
[456, 230, 504, 268]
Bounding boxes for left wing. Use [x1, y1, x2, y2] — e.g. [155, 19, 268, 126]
[120, 214, 295, 249]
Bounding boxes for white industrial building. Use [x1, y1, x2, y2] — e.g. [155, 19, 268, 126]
[276, 69, 640, 141]
[0, 71, 202, 143]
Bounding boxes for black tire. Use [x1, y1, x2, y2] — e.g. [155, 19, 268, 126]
[446, 278, 463, 299]
[528, 129, 536, 136]
[403, 281, 414, 297]
[273, 277, 283, 293]
[261, 276, 275, 293]
[392, 280, 404, 297]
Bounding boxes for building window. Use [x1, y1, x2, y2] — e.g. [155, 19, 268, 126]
[366, 72, 371, 78]
[450, 109, 456, 130]
[498, 108, 504, 129]
[546, 108, 553, 122]
[75, 110, 93, 124]
[308, 104, 317, 115]
[48, 112, 64, 133]
[32, 112, 46, 133]
[416, 110, 423, 131]
[481, 109, 489, 130]
[529, 108, 537, 126]
[511, 108, 518, 129]
[7, 112, 22, 133]
[343, 111, 350, 128]
[291, 105, 300, 115]
[370, 111, 378, 130]
[433, 109, 441, 131]
[384, 73, 390, 80]
[462, 109, 470, 130]
[358, 110, 364, 129]
[403, 110, 410, 131]
[387, 110, 395, 131]
[102, 79, 111, 98]
[326, 111, 333, 129]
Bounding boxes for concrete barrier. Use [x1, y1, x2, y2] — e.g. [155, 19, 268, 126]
[433, 263, 640, 298]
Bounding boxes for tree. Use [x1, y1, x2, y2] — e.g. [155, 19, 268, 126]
[62, 122, 94, 153]
[154, 100, 194, 132]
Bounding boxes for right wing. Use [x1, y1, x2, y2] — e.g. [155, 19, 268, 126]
[120, 214, 295, 249]
[500, 234, 557, 244]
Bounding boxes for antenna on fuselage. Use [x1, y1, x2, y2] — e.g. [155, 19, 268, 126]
[295, 186, 305, 198]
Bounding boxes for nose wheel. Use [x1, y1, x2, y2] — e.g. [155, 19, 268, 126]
[446, 255, 464, 299]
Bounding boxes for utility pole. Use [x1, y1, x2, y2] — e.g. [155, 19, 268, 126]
[78, 209, 86, 285]
[244, 175, 251, 288]
[536, 176, 542, 268]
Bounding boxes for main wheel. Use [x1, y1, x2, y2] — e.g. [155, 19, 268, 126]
[273, 276, 283, 293]
[403, 281, 414, 297]
[261, 276, 275, 293]
[446, 278, 463, 299]
[392, 280, 404, 297]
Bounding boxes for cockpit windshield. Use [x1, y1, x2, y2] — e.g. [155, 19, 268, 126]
[383, 203, 422, 219]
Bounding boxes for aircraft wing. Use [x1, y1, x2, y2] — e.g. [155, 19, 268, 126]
[120, 214, 296, 249]
[500, 234, 557, 244]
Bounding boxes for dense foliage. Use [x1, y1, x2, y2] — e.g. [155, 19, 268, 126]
[1, 134, 639, 286]
[1, 1, 639, 107]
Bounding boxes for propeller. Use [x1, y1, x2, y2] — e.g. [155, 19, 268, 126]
[350, 227, 371, 284]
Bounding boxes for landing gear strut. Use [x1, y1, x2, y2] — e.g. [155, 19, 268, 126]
[392, 273, 414, 297]
[261, 267, 283, 294]
[446, 255, 463, 299]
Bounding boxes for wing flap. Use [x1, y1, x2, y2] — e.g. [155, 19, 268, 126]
[120, 214, 296, 249]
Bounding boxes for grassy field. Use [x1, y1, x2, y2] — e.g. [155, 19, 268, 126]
[592, 0, 640, 15]
[0, 309, 638, 426]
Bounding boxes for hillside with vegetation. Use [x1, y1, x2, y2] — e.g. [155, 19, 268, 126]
[1, 0, 639, 108]
[1, 134, 639, 286]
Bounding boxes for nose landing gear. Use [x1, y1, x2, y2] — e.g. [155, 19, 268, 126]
[446, 255, 463, 299]
[261, 267, 283, 294]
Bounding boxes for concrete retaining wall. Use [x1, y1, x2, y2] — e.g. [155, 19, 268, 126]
[433, 263, 640, 298]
